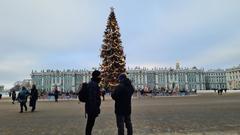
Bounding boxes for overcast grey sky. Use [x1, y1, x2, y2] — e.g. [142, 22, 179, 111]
[0, 0, 240, 89]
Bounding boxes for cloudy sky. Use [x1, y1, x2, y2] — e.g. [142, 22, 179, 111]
[1, 0, 240, 89]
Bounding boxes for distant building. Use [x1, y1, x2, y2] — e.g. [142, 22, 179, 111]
[0, 85, 4, 92]
[31, 69, 91, 92]
[127, 66, 206, 91]
[226, 65, 240, 90]
[31, 64, 240, 92]
[12, 79, 32, 90]
[31, 63, 206, 92]
[205, 69, 227, 90]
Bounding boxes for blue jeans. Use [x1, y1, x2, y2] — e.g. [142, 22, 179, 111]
[116, 114, 133, 135]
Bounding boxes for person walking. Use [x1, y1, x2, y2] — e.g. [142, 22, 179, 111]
[17, 86, 30, 113]
[12, 90, 17, 104]
[54, 86, 59, 102]
[101, 88, 106, 101]
[85, 70, 102, 135]
[111, 73, 134, 135]
[30, 84, 38, 112]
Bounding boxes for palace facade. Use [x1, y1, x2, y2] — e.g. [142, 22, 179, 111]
[31, 63, 208, 92]
[127, 66, 206, 91]
[31, 64, 240, 92]
[226, 65, 240, 90]
[205, 69, 227, 90]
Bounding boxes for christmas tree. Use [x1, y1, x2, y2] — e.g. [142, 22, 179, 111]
[100, 7, 126, 89]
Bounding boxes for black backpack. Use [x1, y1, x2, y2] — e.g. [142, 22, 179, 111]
[78, 82, 88, 102]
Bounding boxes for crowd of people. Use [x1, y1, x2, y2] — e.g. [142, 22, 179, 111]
[9, 84, 39, 113]
[213, 89, 227, 95]
[35, 88, 106, 101]
[136, 88, 197, 97]
[3, 69, 231, 135]
[6, 70, 134, 135]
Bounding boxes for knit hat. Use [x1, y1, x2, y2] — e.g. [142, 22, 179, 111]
[118, 73, 127, 81]
[92, 70, 101, 78]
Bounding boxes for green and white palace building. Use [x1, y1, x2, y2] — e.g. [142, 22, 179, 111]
[31, 63, 240, 92]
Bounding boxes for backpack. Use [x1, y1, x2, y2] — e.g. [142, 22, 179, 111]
[78, 82, 88, 102]
[17, 90, 28, 102]
[18, 90, 26, 100]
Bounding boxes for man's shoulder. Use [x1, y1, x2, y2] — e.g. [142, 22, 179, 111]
[88, 81, 94, 87]
[88, 81, 99, 90]
[23, 89, 28, 93]
[88, 80, 95, 85]
[115, 83, 126, 91]
[119, 82, 134, 91]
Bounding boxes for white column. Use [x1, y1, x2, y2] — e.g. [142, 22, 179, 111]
[185, 73, 188, 90]
[155, 74, 158, 84]
[176, 73, 179, 82]
[185, 74, 188, 83]
[51, 77, 53, 85]
[83, 75, 86, 82]
[87, 74, 90, 82]
[63, 76, 65, 92]
[134, 75, 136, 85]
[59, 77, 62, 85]
[145, 74, 147, 84]
[140, 75, 142, 84]
[138, 75, 140, 85]
[165, 73, 168, 88]
[55, 77, 57, 84]
[41, 76, 44, 90]
[72, 75, 75, 92]
[176, 73, 179, 89]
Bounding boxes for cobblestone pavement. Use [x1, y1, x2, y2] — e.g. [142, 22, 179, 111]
[1, 93, 240, 135]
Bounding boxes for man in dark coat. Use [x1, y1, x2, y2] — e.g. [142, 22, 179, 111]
[30, 84, 38, 112]
[53, 86, 59, 102]
[85, 70, 101, 135]
[111, 73, 134, 135]
[12, 90, 17, 104]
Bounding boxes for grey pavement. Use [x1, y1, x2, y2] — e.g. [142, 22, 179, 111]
[1, 93, 240, 135]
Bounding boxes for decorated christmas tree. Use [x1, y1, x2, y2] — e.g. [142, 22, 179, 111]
[100, 7, 126, 89]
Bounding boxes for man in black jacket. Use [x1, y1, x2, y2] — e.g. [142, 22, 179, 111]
[112, 73, 134, 135]
[30, 84, 38, 112]
[85, 70, 101, 135]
